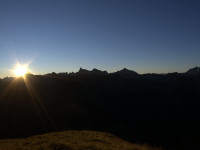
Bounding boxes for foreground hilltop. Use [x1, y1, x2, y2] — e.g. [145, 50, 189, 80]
[0, 67, 199, 150]
[0, 130, 162, 150]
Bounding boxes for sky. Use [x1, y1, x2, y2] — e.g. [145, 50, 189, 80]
[0, 0, 200, 77]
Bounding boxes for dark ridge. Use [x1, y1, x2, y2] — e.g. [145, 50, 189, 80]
[78, 67, 90, 73]
[91, 68, 108, 75]
[0, 66, 199, 150]
[117, 68, 138, 74]
[186, 66, 200, 75]
[37, 66, 200, 79]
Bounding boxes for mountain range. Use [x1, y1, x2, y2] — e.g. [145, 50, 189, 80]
[0, 66, 199, 150]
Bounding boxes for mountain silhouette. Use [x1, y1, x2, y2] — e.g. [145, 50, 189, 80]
[186, 66, 200, 75]
[0, 67, 199, 150]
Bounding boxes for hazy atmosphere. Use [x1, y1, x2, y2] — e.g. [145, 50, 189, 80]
[0, 0, 200, 77]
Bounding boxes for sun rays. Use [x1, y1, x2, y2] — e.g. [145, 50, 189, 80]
[0, 60, 57, 131]
[12, 59, 33, 78]
[14, 65, 27, 77]
[23, 76, 57, 130]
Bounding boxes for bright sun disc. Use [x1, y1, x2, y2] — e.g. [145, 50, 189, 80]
[14, 65, 27, 77]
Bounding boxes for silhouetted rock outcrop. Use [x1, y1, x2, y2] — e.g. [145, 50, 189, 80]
[78, 67, 90, 74]
[116, 68, 139, 76]
[92, 68, 108, 75]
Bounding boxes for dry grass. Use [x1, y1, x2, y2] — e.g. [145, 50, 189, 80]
[0, 130, 164, 150]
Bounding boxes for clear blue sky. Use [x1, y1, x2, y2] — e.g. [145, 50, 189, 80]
[0, 0, 200, 77]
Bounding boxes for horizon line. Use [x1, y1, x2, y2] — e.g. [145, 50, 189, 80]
[1, 66, 199, 79]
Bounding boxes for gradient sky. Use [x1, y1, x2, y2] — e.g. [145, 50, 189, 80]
[0, 0, 200, 77]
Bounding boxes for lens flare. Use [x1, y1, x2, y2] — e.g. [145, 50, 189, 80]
[14, 65, 27, 77]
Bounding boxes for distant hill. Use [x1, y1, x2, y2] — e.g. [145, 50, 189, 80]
[0, 67, 200, 150]
[185, 66, 200, 75]
[0, 130, 162, 150]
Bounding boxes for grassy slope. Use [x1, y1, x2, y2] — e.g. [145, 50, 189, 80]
[0, 130, 163, 150]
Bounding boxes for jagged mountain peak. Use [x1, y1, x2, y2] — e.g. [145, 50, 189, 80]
[117, 68, 138, 75]
[78, 67, 90, 73]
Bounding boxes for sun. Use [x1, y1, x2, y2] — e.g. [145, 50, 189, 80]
[14, 65, 28, 77]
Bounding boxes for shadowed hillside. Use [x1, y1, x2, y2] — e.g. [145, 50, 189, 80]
[0, 67, 200, 150]
[0, 130, 163, 150]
